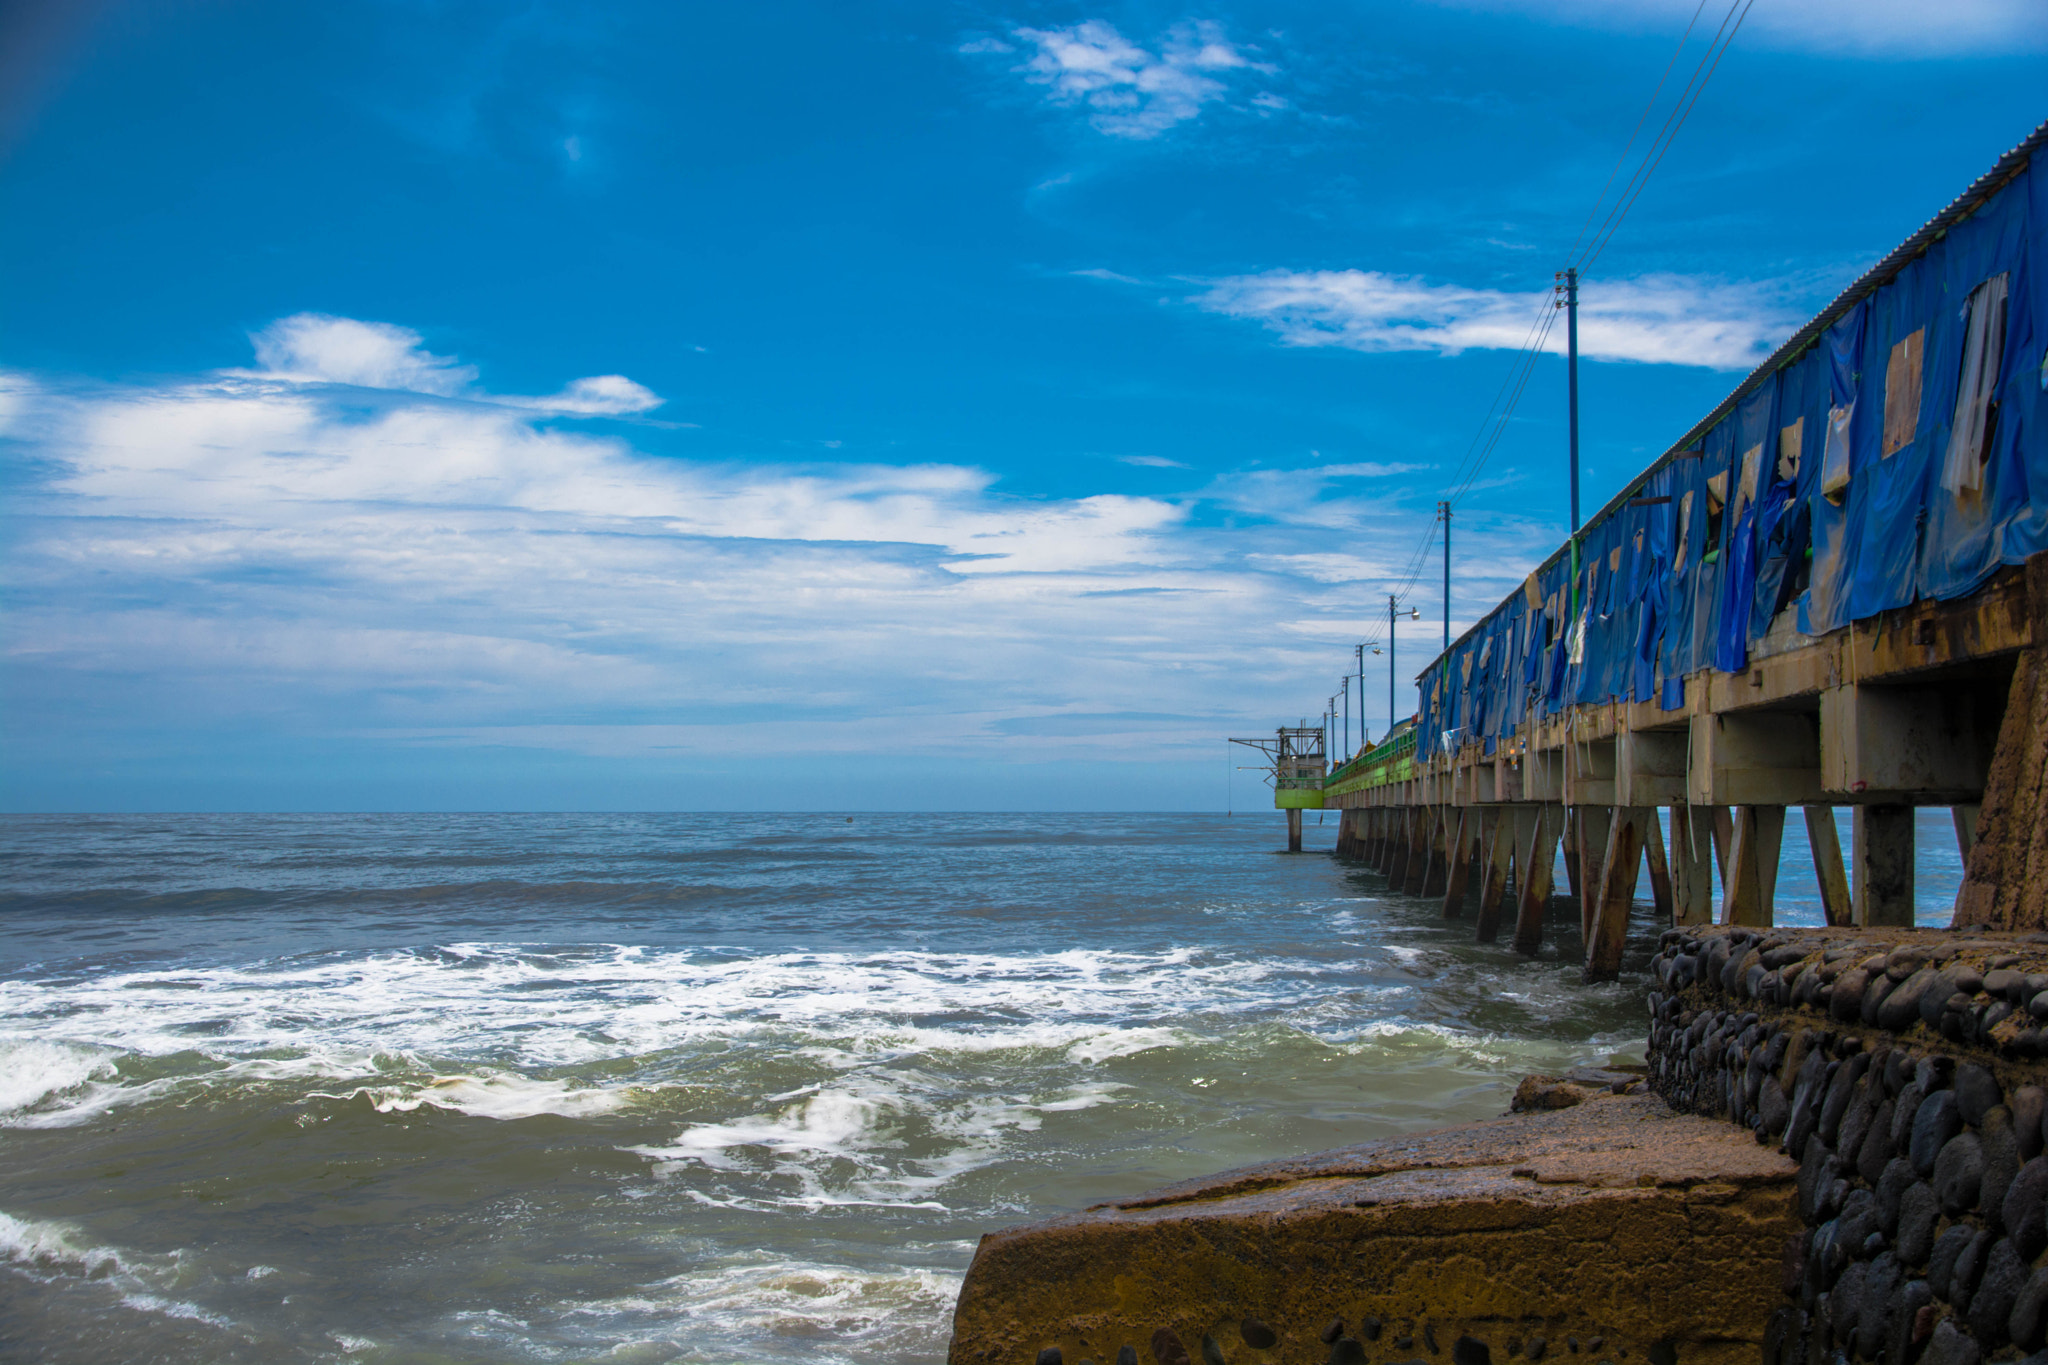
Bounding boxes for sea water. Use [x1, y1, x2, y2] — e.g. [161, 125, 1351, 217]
[0, 810, 1960, 1362]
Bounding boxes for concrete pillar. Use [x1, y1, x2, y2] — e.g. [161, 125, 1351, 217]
[1473, 808, 1510, 942]
[1854, 803, 1915, 926]
[1954, 804, 1981, 860]
[1586, 806, 1652, 982]
[1441, 807, 1474, 919]
[1718, 805, 1786, 927]
[1386, 808, 1412, 886]
[1287, 808, 1302, 854]
[1420, 807, 1450, 898]
[1667, 805, 1715, 927]
[1402, 808, 1432, 895]
[1804, 806, 1853, 926]
[1642, 809, 1673, 921]
[1563, 808, 1584, 910]
[1574, 805, 1613, 943]
[1513, 805, 1563, 956]
[1953, 625, 2048, 929]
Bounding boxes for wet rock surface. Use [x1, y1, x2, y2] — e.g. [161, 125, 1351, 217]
[948, 1092, 1795, 1365]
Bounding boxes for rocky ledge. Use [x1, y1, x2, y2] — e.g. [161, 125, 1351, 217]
[947, 1091, 1798, 1365]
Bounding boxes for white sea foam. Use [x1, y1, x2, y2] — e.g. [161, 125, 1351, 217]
[0, 1039, 117, 1117]
[0, 1208, 131, 1279]
[558, 1256, 965, 1365]
[0, 941, 1331, 1128]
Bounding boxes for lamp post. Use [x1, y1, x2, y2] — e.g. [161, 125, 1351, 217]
[1339, 675, 1349, 757]
[1387, 594, 1421, 733]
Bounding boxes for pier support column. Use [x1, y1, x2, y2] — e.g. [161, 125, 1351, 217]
[1404, 809, 1434, 895]
[1854, 803, 1915, 925]
[1420, 807, 1450, 898]
[1512, 805, 1563, 955]
[1441, 807, 1475, 919]
[1667, 805, 1714, 927]
[1804, 806, 1853, 926]
[1585, 806, 1652, 982]
[1642, 810, 1673, 922]
[1574, 806, 1612, 943]
[1718, 805, 1785, 927]
[1954, 804, 1981, 861]
[1562, 809, 1584, 911]
[1473, 808, 1512, 942]
[1386, 809, 1412, 885]
[1287, 808, 1302, 854]
[1953, 605, 2048, 927]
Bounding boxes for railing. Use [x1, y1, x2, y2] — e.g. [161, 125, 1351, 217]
[1324, 728, 1417, 795]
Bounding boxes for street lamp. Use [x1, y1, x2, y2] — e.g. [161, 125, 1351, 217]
[1387, 595, 1421, 733]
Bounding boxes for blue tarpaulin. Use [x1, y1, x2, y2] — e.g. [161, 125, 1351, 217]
[1411, 135, 2047, 762]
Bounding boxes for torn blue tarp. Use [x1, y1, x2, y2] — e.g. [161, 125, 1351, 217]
[1408, 134, 2046, 755]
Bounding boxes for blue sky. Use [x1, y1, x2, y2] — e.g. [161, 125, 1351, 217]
[1, 0, 2042, 811]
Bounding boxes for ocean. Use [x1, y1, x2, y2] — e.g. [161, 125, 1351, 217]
[0, 809, 1961, 1363]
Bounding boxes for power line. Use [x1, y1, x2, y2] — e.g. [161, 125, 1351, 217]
[1330, 0, 1751, 724]
[1577, 0, 1757, 275]
[1563, 0, 1713, 267]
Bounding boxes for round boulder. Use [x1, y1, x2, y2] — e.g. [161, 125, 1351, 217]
[1935, 1132, 1987, 1216]
[1913, 1091, 1965, 1176]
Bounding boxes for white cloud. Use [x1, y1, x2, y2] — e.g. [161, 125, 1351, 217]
[1117, 454, 1189, 469]
[0, 316, 1566, 789]
[252, 314, 478, 396]
[505, 374, 663, 416]
[1191, 269, 1800, 369]
[983, 20, 1269, 139]
[247, 312, 663, 415]
[1420, 0, 2048, 55]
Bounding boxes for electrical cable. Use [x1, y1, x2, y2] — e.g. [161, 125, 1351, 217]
[1328, 0, 1752, 727]
[1578, 0, 1756, 275]
[1562, 0, 1714, 267]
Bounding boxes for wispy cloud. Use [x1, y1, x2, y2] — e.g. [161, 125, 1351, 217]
[1421, 0, 2048, 55]
[967, 19, 1272, 140]
[1190, 269, 1801, 369]
[0, 316, 1583, 789]
[1117, 454, 1189, 469]
[247, 313, 664, 415]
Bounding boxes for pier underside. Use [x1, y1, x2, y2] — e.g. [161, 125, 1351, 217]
[1326, 553, 2048, 977]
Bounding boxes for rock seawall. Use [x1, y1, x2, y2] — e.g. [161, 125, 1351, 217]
[1648, 926, 2048, 1365]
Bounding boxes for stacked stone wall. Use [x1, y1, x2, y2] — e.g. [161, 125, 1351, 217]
[1648, 926, 2048, 1365]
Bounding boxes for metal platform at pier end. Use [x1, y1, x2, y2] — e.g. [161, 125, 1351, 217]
[1299, 124, 2048, 978]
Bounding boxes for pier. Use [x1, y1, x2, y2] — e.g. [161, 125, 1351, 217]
[1260, 125, 2048, 978]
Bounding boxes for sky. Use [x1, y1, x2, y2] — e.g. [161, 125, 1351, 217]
[1, 0, 2043, 812]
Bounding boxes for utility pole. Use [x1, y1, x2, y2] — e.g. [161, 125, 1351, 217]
[1387, 595, 1420, 733]
[1388, 595, 1397, 734]
[1340, 675, 1349, 757]
[1439, 500, 1451, 653]
[1556, 267, 1581, 532]
[1355, 643, 1367, 748]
